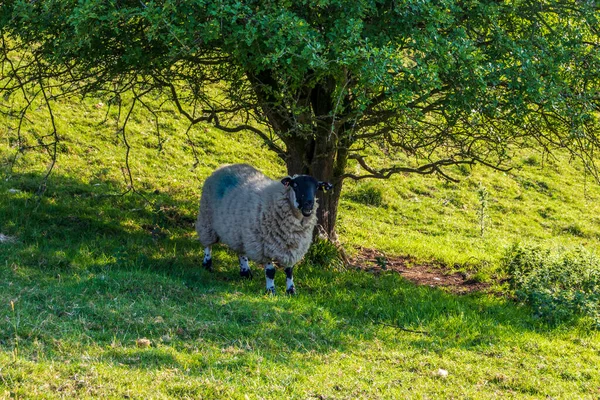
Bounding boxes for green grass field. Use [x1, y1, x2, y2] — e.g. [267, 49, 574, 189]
[1, 93, 600, 398]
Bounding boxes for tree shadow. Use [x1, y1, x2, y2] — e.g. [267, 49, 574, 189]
[0, 171, 571, 373]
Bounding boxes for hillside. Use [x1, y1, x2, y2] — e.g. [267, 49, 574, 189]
[1, 93, 600, 398]
[3, 92, 600, 276]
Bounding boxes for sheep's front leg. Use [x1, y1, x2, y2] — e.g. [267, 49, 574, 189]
[202, 246, 213, 271]
[264, 262, 276, 294]
[239, 255, 252, 279]
[285, 266, 296, 295]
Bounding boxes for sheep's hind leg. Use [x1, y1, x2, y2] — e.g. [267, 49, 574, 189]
[202, 246, 213, 271]
[264, 262, 276, 294]
[285, 266, 296, 295]
[239, 255, 252, 279]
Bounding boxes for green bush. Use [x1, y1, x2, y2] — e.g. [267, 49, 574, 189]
[345, 183, 383, 207]
[504, 244, 600, 327]
[304, 238, 343, 269]
[561, 223, 586, 237]
[523, 155, 540, 166]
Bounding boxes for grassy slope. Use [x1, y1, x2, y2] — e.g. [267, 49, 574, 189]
[1, 94, 600, 398]
[340, 154, 600, 277]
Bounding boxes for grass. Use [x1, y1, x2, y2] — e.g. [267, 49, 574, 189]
[339, 153, 600, 277]
[1, 92, 600, 398]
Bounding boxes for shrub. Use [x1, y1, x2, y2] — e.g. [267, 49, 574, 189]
[561, 224, 586, 237]
[345, 183, 383, 207]
[504, 244, 600, 327]
[523, 155, 540, 166]
[304, 238, 343, 269]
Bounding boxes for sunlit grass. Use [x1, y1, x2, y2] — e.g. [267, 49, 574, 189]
[1, 92, 600, 398]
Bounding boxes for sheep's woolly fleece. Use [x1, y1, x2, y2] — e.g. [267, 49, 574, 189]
[196, 164, 317, 267]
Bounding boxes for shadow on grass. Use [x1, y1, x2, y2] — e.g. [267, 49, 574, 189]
[0, 172, 560, 371]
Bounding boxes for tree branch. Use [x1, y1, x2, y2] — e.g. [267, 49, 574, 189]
[35, 78, 58, 200]
[155, 76, 287, 160]
[211, 113, 286, 160]
[340, 154, 476, 183]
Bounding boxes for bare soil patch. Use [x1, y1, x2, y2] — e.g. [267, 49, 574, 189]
[352, 247, 489, 295]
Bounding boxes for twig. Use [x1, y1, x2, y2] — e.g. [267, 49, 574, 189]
[370, 319, 430, 335]
[183, 122, 201, 168]
[136, 95, 164, 153]
[119, 97, 137, 193]
[35, 75, 59, 203]
[111, 88, 155, 206]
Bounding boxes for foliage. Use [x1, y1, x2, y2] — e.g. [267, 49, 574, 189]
[344, 182, 384, 207]
[1, 0, 600, 236]
[505, 244, 600, 328]
[303, 237, 343, 269]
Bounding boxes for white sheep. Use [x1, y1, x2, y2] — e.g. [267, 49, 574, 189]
[196, 163, 332, 294]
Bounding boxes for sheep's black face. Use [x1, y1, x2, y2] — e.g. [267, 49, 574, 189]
[281, 176, 333, 217]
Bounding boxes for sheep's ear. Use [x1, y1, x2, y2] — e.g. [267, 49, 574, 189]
[318, 181, 333, 192]
[281, 177, 293, 187]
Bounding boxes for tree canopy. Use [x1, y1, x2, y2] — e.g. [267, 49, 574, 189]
[1, 0, 599, 236]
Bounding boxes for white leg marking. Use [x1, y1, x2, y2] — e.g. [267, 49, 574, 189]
[239, 255, 250, 272]
[265, 262, 276, 293]
[239, 255, 252, 278]
[202, 246, 213, 270]
[285, 267, 295, 294]
[203, 247, 212, 263]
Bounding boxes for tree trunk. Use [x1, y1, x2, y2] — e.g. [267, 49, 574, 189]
[284, 129, 348, 240]
[312, 140, 348, 240]
[248, 70, 349, 240]
[314, 175, 343, 240]
[284, 135, 311, 175]
[310, 136, 337, 239]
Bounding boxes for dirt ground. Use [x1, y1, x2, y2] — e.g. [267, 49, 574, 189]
[352, 247, 490, 295]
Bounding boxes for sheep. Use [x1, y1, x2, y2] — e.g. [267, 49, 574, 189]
[196, 163, 332, 294]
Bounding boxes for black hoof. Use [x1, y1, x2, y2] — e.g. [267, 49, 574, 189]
[202, 258, 213, 272]
[240, 269, 253, 279]
[286, 286, 296, 295]
[266, 287, 276, 295]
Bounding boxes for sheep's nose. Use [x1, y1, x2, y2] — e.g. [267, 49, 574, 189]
[300, 200, 314, 217]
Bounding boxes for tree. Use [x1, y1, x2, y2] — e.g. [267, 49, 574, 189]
[1, 0, 599, 239]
